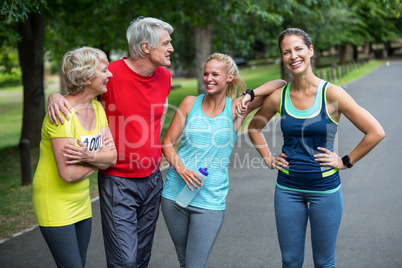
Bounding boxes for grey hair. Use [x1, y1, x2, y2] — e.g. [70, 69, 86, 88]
[126, 17, 174, 59]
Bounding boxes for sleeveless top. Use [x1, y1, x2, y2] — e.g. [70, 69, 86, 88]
[162, 94, 237, 210]
[277, 80, 341, 193]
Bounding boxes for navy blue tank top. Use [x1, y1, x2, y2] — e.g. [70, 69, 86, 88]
[277, 80, 341, 193]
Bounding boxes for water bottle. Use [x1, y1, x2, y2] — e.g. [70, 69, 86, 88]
[176, 167, 209, 208]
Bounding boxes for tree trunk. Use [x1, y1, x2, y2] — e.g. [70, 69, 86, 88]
[384, 41, 393, 58]
[338, 44, 347, 65]
[363, 41, 370, 58]
[193, 25, 212, 95]
[17, 14, 45, 148]
[353, 45, 358, 61]
[58, 65, 68, 95]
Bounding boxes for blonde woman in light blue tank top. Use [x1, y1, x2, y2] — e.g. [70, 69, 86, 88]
[161, 53, 286, 268]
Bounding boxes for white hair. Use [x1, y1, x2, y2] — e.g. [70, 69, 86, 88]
[126, 17, 174, 59]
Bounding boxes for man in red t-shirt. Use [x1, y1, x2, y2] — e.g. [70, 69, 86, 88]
[48, 17, 174, 268]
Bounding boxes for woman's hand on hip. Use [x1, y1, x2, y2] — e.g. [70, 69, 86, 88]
[272, 153, 289, 171]
[314, 147, 345, 170]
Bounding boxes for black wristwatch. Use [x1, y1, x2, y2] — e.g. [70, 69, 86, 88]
[242, 88, 255, 102]
[341, 155, 353, 168]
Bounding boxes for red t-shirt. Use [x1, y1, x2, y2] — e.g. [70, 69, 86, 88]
[100, 58, 171, 178]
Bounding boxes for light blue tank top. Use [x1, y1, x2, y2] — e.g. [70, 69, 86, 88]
[162, 94, 237, 210]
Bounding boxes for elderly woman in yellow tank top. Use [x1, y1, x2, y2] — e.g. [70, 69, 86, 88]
[160, 53, 286, 268]
[32, 47, 117, 268]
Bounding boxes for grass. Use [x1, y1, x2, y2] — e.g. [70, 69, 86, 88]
[0, 59, 384, 240]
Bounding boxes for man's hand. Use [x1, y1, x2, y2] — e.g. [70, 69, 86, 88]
[48, 93, 71, 125]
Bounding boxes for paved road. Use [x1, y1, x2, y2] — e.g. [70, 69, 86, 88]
[1, 59, 401, 267]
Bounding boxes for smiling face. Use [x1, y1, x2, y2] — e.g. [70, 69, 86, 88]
[88, 59, 113, 94]
[148, 29, 174, 67]
[203, 59, 233, 95]
[280, 34, 314, 76]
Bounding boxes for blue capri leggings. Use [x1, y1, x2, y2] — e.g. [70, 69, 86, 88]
[161, 197, 225, 268]
[274, 186, 343, 268]
[39, 218, 92, 268]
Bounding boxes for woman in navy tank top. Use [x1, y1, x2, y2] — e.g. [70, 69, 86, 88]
[161, 53, 286, 268]
[249, 28, 385, 267]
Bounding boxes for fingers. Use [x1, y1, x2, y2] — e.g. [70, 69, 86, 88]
[184, 179, 199, 191]
[59, 105, 70, 120]
[48, 105, 60, 125]
[274, 158, 288, 171]
[191, 174, 203, 187]
[270, 153, 289, 171]
[48, 104, 69, 125]
[62, 142, 89, 163]
[47, 94, 71, 125]
[102, 137, 115, 151]
[76, 139, 86, 147]
[178, 169, 203, 191]
[314, 147, 341, 168]
[64, 99, 72, 113]
[186, 172, 202, 189]
[235, 102, 248, 118]
[65, 159, 83, 165]
[62, 147, 82, 159]
[278, 153, 288, 158]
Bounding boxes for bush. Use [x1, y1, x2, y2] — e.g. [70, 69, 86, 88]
[0, 69, 22, 88]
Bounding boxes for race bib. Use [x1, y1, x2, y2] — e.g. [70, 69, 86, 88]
[80, 133, 102, 152]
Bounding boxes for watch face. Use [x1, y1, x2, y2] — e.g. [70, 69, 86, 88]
[342, 156, 352, 168]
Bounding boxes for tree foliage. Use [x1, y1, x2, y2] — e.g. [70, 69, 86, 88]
[44, 0, 140, 63]
[0, 0, 401, 146]
[1, 0, 47, 21]
[1, 0, 49, 147]
[0, 0, 46, 72]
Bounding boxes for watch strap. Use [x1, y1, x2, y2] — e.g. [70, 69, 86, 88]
[342, 155, 353, 168]
[242, 89, 255, 102]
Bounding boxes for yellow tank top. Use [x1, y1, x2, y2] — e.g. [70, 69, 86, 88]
[32, 99, 108, 226]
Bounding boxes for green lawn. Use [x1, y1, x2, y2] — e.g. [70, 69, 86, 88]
[0, 59, 384, 240]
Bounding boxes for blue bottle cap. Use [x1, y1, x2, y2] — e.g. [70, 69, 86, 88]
[198, 167, 209, 176]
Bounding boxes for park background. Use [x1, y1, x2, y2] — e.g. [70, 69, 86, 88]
[0, 0, 401, 241]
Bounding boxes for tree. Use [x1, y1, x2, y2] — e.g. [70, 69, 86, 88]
[277, 0, 402, 66]
[44, 0, 140, 94]
[352, 0, 402, 58]
[164, 0, 284, 93]
[1, 0, 140, 147]
[17, 13, 45, 147]
[1, 0, 48, 147]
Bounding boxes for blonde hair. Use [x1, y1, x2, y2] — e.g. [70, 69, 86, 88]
[205, 53, 246, 99]
[62, 46, 109, 95]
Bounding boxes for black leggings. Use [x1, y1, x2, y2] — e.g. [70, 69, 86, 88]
[40, 218, 92, 268]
